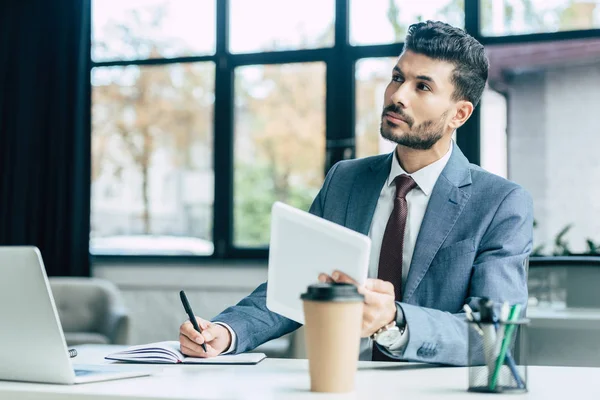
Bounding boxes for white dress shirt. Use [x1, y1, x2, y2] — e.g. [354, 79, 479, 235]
[359, 142, 453, 360]
[213, 322, 237, 354]
[219, 142, 453, 358]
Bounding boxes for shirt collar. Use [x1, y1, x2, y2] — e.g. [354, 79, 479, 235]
[387, 142, 453, 197]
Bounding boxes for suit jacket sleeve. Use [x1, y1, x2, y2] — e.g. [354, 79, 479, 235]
[211, 162, 342, 354]
[377, 186, 533, 365]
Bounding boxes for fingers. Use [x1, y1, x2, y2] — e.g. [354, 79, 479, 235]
[196, 316, 210, 330]
[199, 324, 221, 342]
[180, 336, 221, 358]
[331, 270, 358, 285]
[180, 320, 205, 344]
[357, 286, 379, 305]
[179, 333, 209, 357]
[357, 284, 397, 337]
[318, 273, 334, 283]
[364, 279, 394, 295]
[179, 318, 231, 358]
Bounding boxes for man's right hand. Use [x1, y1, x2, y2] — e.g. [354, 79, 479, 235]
[179, 317, 232, 358]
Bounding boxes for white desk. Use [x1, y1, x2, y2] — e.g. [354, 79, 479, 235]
[1, 345, 599, 399]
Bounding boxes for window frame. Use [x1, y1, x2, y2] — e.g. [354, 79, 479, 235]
[90, 0, 600, 263]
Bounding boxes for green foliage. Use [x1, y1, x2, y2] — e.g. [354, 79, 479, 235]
[234, 162, 316, 247]
[586, 239, 600, 255]
[532, 222, 600, 256]
[552, 224, 573, 256]
[531, 244, 546, 257]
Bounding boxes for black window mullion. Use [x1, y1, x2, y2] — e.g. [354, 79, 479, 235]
[458, 0, 482, 165]
[229, 48, 330, 67]
[325, 0, 354, 174]
[464, 0, 481, 40]
[349, 43, 404, 60]
[213, 0, 233, 259]
[480, 29, 600, 45]
[92, 55, 215, 69]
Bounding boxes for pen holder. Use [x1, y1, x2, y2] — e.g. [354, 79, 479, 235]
[467, 319, 529, 394]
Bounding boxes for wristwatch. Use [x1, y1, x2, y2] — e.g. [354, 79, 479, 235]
[371, 303, 406, 348]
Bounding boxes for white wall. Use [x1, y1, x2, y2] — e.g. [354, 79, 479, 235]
[93, 261, 268, 345]
[507, 62, 600, 254]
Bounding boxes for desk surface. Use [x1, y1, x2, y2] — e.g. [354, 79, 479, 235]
[1, 345, 599, 400]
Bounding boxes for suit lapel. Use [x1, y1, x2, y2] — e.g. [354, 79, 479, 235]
[345, 154, 392, 235]
[403, 143, 472, 303]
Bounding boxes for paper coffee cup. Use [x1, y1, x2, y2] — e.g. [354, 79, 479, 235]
[301, 282, 364, 393]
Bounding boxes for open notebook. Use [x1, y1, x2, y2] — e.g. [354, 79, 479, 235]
[105, 341, 266, 365]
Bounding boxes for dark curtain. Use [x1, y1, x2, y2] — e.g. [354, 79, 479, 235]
[0, 0, 92, 276]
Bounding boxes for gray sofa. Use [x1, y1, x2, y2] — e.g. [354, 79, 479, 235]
[49, 277, 130, 345]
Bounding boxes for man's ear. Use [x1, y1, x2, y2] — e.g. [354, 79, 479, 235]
[448, 101, 474, 130]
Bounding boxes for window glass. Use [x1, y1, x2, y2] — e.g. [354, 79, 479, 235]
[92, 0, 215, 61]
[481, 0, 600, 36]
[91, 63, 215, 255]
[351, 0, 464, 46]
[229, 0, 334, 53]
[234, 63, 326, 247]
[355, 57, 399, 158]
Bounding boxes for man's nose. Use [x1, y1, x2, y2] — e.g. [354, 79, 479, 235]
[390, 83, 411, 108]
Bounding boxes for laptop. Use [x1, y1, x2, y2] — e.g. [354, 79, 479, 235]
[266, 202, 371, 324]
[0, 246, 151, 384]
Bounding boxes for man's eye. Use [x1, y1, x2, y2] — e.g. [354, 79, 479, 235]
[392, 75, 403, 83]
[417, 83, 431, 91]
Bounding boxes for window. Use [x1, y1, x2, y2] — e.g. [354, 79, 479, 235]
[91, 63, 215, 256]
[234, 63, 326, 247]
[90, 0, 600, 260]
[355, 58, 398, 158]
[229, 0, 335, 53]
[480, 87, 507, 178]
[92, 0, 216, 62]
[480, 0, 600, 36]
[350, 0, 464, 46]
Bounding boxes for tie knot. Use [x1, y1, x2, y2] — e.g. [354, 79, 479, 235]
[393, 174, 417, 199]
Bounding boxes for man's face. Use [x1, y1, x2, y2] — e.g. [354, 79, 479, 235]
[381, 50, 457, 150]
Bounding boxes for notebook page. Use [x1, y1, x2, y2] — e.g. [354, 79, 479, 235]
[182, 352, 266, 364]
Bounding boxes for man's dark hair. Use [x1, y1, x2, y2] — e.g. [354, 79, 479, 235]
[403, 21, 489, 107]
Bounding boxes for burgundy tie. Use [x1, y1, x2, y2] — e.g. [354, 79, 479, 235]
[372, 174, 417, 361]
[378, 174, 417, 301]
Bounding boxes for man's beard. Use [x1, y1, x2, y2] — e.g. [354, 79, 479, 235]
[380, 105, 448, 150]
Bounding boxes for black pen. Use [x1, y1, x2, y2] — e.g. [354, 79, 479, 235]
[180, 290, 207, 353]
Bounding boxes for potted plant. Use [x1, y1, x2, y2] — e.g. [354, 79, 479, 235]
[530, 223, 600, 308]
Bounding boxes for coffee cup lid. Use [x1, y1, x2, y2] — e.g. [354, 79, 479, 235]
[300, 282, 364, 302]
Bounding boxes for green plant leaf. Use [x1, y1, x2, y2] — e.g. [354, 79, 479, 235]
[586, 238, 600, 255]
[532, 244, 545, 256]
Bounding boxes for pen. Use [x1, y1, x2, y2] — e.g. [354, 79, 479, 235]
[463, 304, 484, 336]
[179, 290, 207, 353]
[479, 299, 524, 390]
[478, 298, 497, 382]
[491, 304, 525, 389]
[490, 304, 523, 391]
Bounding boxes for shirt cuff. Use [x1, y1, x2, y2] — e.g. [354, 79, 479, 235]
[385, 322, 410, 352]
[213, 322, 237, 354]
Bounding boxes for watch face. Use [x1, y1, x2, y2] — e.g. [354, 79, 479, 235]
[376, 328, 400, 347]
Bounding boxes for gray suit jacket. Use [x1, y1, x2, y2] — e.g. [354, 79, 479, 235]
[213, 142, 533, 366]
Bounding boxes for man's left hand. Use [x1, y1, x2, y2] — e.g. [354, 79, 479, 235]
[318, 270, 397, 338]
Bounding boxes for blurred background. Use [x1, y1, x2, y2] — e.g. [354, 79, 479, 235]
[2, 0, 600, 365]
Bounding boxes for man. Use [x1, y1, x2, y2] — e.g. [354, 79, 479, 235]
[179, 21, 533, 366]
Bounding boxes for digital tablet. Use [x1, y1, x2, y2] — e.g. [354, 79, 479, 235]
[266, 202, 371, 324]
